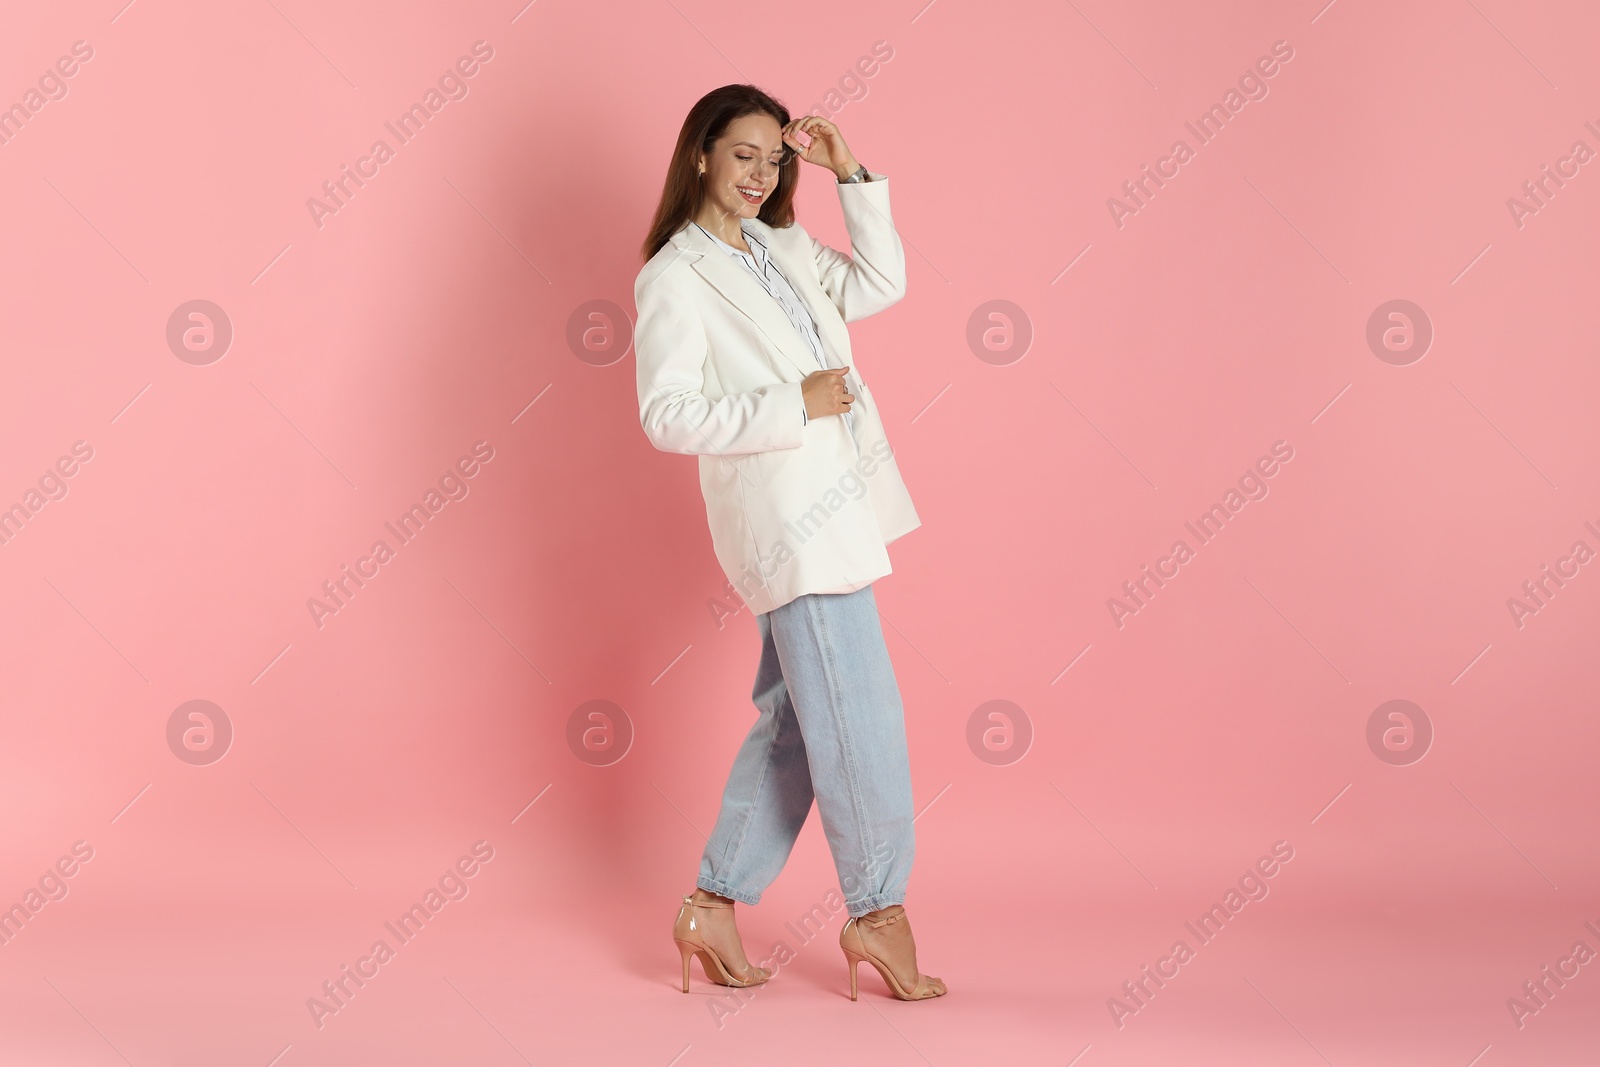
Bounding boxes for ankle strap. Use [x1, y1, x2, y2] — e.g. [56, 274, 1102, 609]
[859, 907, 906, 928]
[683, 894, 735, 908]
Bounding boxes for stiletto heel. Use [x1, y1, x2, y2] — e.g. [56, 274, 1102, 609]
[839, 908, 947, 1001]
[671, 892, 771, 992]
[845, 948, 864, 1001]
[676, 939, 696, 993]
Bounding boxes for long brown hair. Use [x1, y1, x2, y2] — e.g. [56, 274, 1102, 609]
[640, 84, 801, 262]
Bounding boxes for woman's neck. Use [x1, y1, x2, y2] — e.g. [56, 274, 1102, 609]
[693, 210, 750, 252]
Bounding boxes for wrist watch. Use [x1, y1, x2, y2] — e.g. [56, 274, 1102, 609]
[838, 164, 869, 184]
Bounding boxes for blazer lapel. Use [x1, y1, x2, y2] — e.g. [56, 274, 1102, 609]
[670, 221, 828, 383]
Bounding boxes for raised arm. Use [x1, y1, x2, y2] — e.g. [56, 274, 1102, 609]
[810, 171, 908, 323]
[635, 264, 806, 456]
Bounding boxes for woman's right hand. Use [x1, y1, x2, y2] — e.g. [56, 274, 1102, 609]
[802, 366, 854, 420]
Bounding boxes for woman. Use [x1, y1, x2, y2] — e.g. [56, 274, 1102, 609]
[635, 84, 946, 1002]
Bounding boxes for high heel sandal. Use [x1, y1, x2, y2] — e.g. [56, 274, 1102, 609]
[672, 893, 771, 993]
[840, 905, 947, 1001]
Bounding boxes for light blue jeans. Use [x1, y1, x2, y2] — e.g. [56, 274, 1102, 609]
[696, 583, 916, 918]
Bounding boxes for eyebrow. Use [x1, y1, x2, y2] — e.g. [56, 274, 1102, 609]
[732, 141, 785, 155]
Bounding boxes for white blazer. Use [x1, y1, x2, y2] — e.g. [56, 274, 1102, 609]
[634, 170, 921, 615]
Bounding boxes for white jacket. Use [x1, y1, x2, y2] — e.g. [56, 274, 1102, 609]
[634, 171, 921, 615]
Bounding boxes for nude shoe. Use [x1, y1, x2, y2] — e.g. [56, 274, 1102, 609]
[840, 905, 947, 1001]
[672, 893, 772, 992]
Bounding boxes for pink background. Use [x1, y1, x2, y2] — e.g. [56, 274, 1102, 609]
[2, 0, 1598, 1063]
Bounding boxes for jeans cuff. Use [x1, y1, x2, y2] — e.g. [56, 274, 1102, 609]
[696, 876, 761, 907]
[846, 892, 905, 919]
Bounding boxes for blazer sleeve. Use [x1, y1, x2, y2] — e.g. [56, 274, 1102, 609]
[635, 264, 807, 456]
[810, 171, 908, 324]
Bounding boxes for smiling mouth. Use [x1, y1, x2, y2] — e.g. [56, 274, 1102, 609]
[737, 186, 765, 203]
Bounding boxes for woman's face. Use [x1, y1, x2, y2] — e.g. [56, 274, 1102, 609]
[699, 112, 789, 219]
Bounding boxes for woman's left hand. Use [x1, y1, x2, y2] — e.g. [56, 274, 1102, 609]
[781, 116, 861, 181]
